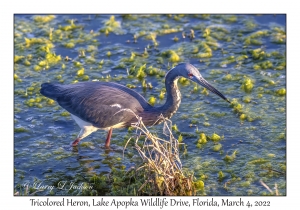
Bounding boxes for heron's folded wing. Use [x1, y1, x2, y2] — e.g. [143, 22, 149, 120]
[54, 83, 143, 128]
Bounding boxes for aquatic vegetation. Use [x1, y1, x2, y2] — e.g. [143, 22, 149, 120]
[60, 111, 70, 117]
[197, 133, 207, 148]
[33, 15, 55, 23]
[77, 68, 85, 76]
[194, 180, 204, 190]
[224, 150, 237, 162]
[172, 124, 179, 132]
[163, 50, 180, 63]
[101, 15, 122, 34]
[212, 143, 222, 152]
[148, 96, 156, 106]
[178, 77, 190, 85]
[209, 133, 221, 141]
[136, 64, 147, 79]
[240, 114, 247, 120]
[271, 27, 286, 44]
[248, 158, 269, 165]
[218, 171, 225, 181]
[14, 126, 28, 133]
[64, 42, 75, 48]
[276, 88, 286, 96]
[195, 42, 213, 58]
[241, 78, 254, 93]
[251, 48, 266, 60]
[14, 55, 24, 63]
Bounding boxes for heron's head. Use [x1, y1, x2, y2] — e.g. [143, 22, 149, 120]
[175, 63, 230, 103]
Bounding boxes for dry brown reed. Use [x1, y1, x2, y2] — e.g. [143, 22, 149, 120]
[124, 114, 196, 196]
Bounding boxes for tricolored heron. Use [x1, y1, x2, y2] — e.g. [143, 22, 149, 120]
[40, 63, 230, 148]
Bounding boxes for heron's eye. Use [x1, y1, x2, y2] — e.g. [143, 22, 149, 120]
[188, 73, 193, 79]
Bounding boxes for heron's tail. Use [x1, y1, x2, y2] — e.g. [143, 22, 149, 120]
[40, 83, 64, 100]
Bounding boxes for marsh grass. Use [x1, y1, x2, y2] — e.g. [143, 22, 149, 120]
[124, 115, 197, 196]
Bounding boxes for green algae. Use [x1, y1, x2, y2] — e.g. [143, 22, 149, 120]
[218, 171, 225, 181]
[148, 96, 156, 106]
[194, 180, 205, 190]
[241, 78, 254, 93]
[276, 88, 286, 96]
[14, 127, 28, 133]
[212, 143, 222, 152]
[224, 150, 237, 163]
[248, 158, 269, 165]
[33, 15, 55, 23]
[209, 133, 221, 142]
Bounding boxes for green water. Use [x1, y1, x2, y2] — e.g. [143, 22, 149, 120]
[14, 14, 286, 196]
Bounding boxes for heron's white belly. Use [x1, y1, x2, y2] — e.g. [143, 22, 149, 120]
[71, 114, 125, 131]
[71, 114, 99, 131]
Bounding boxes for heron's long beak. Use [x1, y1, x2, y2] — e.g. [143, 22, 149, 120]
[192, 76, 230, 103]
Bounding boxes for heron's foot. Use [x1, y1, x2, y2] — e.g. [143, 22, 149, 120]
[71, 138, 81, 147]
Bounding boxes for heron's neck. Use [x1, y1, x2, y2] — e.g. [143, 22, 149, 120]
[156, 74, 182, 119]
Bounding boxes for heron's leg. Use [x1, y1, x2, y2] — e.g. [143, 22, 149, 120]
[71, 126, 98, 146]
[105, 128, 113, 148]
[71, 138, 81, 146]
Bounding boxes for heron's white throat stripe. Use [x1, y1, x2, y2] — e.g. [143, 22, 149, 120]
[110, 104, 122, 108]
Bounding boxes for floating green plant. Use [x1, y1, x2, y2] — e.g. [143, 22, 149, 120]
[178, 77, 190, 85]
[64, 42, 75, 48]
[169, 51, 180, 63]
[47, 99, 55, 105]
[136, 64, 147, 79]
[173, 36, 179, 42]
[210, 133, 221, 141]
[251, 48, 266, 60]
[218, 171, 225, 181]
[14, 55, 24, 63]
[223, 74, 232, 81]
[276, 88, 286, 96]
[33, 15, 55, 23]
[201, 88, 209, 96]
[101, 15, 122, 34]
[241, 78, 254, 93]
[77, 68, 85, 76]
[178, 134, 183, 143]
[248, 158, 269, 165]
[172, 124, 179, 132]
[126, 84, 136, 89]
[203, 122, 210, 127]
[194, 180, 204, 190]
[212, 143, 222, 152]
[60, 111, 70, 117]
[198, 133, 207, 144]
[240, 114, 247, 120]
[60, 19, 81, 31]
[267, 154, 276, 158]
[159, 90, 165, 100]
[148, 96, 156, 106]
[24, 37, 50, 48]
[14, 127, 28, 133]
[196, 42, 213, 58]
[82, 75, 89, 81]
[254, 60, 273, 70]
[223, 15, 237, 23]
[224, 150, 237, 162]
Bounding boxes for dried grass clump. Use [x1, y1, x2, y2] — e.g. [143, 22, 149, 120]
[125, 115, 196, 196]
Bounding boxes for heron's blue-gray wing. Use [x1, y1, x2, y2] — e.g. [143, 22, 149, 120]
[40, 82, 148, 128]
